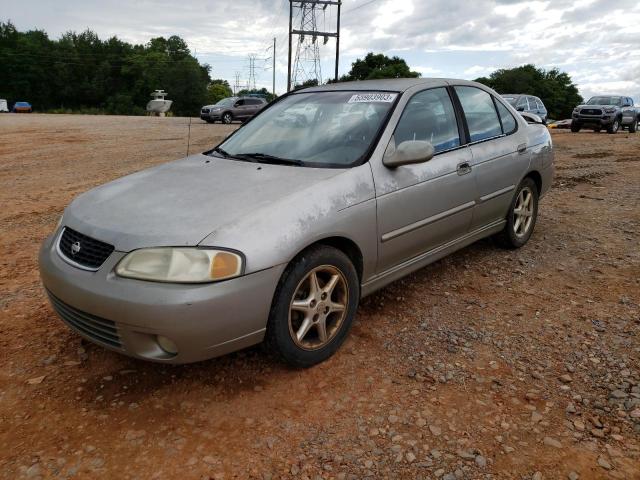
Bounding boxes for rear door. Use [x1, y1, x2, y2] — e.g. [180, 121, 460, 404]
[373, 87, 477, 273]
[453, 86, 531, 230]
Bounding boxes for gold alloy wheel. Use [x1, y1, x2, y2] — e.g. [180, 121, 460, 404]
[513, 186, 534, 238]
[288, 265, 348, 351]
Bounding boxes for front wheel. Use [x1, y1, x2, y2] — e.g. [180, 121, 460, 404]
[570, 121, 581, 133]
[222, 112, 233, 124]
[266, 245, 359, 368]
[495, 178, 539, 249]
[607, 118, 620, 134]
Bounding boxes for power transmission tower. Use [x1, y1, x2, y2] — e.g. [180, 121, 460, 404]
[233, 71, 241, 95]
[247, 54, 258, 92]
[287, 0, 341, 92]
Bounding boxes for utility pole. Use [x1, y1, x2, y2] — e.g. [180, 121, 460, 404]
[287, 0, 341, 92]
[233, 71, 241, 95]
[272, 37, 276, 97]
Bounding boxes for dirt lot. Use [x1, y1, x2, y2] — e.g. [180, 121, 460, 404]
[0, 114, 639, 480]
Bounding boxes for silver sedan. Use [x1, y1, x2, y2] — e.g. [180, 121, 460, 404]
[39, 78, 554, 367]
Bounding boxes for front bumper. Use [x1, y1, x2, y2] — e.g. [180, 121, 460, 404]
[200, 112, 222, 121]
[572, 115, 614, 126]
[39, 231, 284, 364]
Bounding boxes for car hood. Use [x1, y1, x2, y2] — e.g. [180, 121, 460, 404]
[63, 154, 344, 251]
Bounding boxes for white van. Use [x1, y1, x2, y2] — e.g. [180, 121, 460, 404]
[0, 99, 8, 112]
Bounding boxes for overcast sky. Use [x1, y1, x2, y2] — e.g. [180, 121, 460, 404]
[3, 0, 640, 103]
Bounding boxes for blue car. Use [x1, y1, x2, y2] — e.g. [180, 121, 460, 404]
[12, 101, 33, 113]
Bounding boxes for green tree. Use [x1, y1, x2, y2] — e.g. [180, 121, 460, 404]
[475, 64, 583, 119]
[0, 21, 213, 116]
[206, 79, 233, 104]
[236, 87, 277, 103]
[294, 78, 318, 90]
[337, 53, 421, 82]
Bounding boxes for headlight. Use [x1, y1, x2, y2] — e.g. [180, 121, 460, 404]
[115, 248, 243, 283]
[604, 107, 616, 113]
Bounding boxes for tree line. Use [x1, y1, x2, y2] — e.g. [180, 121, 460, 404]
[0, 21, 217, 115]
[1, 21, 582, 119]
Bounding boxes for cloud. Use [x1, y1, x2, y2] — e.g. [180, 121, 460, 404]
[2, 0, 640, 98]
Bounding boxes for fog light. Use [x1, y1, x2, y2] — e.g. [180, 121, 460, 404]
[157, 335, 178, 355]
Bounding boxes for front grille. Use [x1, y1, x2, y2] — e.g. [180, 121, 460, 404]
[201, 108, 210, 113]
[47, 290, 123, 349]
[58, 227, 114, 269]
[581, 108, 603, 116]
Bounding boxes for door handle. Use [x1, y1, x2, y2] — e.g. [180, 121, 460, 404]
[457, 162, 472, 176]
[517, 143, 527, 154]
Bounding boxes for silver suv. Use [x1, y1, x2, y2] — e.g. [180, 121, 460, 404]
[502, 94, 548, 123]
[201, 96, 267, 124]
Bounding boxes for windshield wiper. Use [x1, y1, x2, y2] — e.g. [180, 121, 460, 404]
[211, 147, 232, 158]
[234, 152, 303, 166]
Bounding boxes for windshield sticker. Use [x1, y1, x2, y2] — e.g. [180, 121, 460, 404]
[348, 93, 397, 104]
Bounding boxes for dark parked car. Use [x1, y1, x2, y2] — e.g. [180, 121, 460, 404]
[201, 96, 267, 124]
[571, 96, 639, 134]
[12, 101, 32, 113]
[502, 95, 548, 123]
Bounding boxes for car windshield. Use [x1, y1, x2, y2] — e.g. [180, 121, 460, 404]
[503, 97, 517, 106]
[587, 96, 622, 106]
[215, 91, 398, 168]
[215, 98, 236, 106]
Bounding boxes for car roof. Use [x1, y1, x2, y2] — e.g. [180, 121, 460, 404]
[300, 78, 473, 93]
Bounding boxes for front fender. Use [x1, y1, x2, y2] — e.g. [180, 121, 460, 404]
[198, 164, 379, 281]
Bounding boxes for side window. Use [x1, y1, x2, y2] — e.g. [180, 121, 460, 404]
[454, 86, 503, 142]
[394, 87, 460, 154]
[528, 97, 538, 110]
[236, 99, 245, 106]
[495, 100, 517, 135]
[516, 97, 528, 110]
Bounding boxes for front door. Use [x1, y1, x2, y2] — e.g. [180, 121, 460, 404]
[372, 87, 477, 273]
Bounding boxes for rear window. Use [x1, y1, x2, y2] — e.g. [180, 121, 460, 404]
[455, 86, 503, 142]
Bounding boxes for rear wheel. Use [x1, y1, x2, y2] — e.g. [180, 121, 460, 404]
[266, 245, 359, 368]
[629, 119, 638, 133]
[571, 121, 581, 133]
[607, 118, 620, 134]
[495, 177, 539, 249]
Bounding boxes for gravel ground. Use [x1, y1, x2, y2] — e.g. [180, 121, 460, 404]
[0, 114, 638, 480]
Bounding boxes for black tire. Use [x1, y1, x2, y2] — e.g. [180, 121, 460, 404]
[570, 121, 581, 133]
[494, 177, 539, 249]
[629, 119, 638, 133]
[222, 112, 233, 124]
[607, 117, 620, 134]
[266, 245, 359, 368]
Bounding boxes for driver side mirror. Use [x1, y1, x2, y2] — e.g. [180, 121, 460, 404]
[383, 138, 435, 168]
